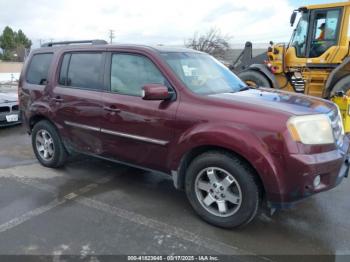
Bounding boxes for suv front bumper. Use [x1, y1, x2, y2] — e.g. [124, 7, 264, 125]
[269, 136, 349, 209]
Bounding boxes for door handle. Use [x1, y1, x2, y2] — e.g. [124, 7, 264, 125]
[52, 97, 64, 102]
[103, 106, 121, 113]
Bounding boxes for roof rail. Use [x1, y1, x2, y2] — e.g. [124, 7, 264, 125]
[41, 39, 108, 47]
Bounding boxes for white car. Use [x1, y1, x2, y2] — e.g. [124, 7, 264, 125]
[0, 87, 20, 127]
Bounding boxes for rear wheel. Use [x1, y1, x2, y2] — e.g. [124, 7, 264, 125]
[32, 120, 67, 168]
[185, 151, 261, 228]
[330, 75, 350, 97]
[238, 70, 271, 88]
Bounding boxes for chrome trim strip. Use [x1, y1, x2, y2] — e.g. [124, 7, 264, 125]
[64, 121, 168, 146]
[101, 128, 168, 146]
[64, 121, 100, 132]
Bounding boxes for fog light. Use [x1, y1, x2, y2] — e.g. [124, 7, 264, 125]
[313, 175, 321, 188]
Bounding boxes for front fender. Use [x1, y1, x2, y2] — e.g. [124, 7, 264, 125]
[249, 64, 280, 89]
[169, 122, 285, 200]
[324, 56, 350, 98]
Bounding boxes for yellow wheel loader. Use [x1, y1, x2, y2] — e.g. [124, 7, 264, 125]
[232, 1, 350, 132]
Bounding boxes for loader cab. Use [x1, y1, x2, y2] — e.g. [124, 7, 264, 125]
[237, 2, 350, 98]
[288, 6, 344, 61]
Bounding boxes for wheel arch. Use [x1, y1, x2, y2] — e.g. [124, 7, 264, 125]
[246, 64, 280, 89]
[324, 56, 350, 98]
[173, 145, 266, 200]
[29, 114, 51, 131]
[29, 114, 73, 157]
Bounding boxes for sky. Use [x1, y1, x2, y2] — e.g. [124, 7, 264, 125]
[0, 0, 347, 48]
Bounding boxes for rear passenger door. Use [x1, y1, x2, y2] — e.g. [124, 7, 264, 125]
[50, 51, 105, 154]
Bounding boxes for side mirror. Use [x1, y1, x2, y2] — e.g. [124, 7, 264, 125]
[142, 84, 171, 101]
[290, 11, 297, 27]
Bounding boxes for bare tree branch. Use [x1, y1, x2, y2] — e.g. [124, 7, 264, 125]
[185, 28, 232, 59]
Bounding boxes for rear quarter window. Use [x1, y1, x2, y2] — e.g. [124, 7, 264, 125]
[26, 53, 53, 85]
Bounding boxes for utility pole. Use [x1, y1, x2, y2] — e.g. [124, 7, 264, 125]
[109, 30, 115, 44]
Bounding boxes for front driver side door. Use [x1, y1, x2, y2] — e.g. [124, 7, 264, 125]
[100, 52, 179, 172]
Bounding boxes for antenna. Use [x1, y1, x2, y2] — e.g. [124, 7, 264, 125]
[109, 30, 115, 44]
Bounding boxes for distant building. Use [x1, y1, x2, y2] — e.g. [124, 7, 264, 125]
[0, 62, 23, 83]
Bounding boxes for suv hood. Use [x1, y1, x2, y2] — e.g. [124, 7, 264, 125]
[209, 88, 335, 116]
[0, 92, 18, 104]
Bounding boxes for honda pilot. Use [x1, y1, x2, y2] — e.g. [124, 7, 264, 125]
[19, 40, 349, 228]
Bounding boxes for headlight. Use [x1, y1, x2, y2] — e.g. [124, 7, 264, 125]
[287, 114, 334, 145]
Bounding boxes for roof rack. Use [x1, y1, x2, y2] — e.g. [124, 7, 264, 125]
[41, 39, 108, 47]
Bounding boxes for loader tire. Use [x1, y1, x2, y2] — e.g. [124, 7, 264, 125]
[238, 70, 271, 88]
[330, 75, 350, 97]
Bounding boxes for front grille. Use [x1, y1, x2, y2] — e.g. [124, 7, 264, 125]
[328, 109, 343, 147]
[12, 105, 18, 111]
[0, 106, 10, 113]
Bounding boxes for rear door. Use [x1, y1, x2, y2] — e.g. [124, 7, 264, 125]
[100, 52, 179, 172]
[50, 51, 106, 154]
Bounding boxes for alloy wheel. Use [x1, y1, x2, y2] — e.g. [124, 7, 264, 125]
[194, 167, 242, 217]
[35, 129, 55, 161]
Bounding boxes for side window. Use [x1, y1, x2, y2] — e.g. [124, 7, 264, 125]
[26, 53, 53, 85]
[59, 53, 103, 90]
[310, 9, 341, 58]
[110, 54, 166, 96]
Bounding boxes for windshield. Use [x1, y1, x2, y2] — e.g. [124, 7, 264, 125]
[161, 52, 247, 95]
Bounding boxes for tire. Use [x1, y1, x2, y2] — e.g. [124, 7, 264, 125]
[32, 120, 67, 168]
[238, 70, 271, 88]
[185, 151, 261, 228]
[330, 75, 350, 97]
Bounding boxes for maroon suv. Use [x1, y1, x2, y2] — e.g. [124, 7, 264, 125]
[19, 40, 349, 228]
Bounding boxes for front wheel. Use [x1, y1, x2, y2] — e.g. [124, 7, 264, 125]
[185, 152, 261, 228]
[238, 70, 271, 88]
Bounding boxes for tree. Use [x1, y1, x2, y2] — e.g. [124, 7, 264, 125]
[185, 28, 232, 59]
[0, 26, 32, 61]
[0, 26, 16, 50]
[15, 29, 32, 49]
[14, 29, 32, 61]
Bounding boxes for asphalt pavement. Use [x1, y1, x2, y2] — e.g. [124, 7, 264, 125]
[0, 125, 349, 262]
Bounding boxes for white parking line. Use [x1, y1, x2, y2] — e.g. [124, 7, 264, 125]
[0, 175, 113, 233]
[0, 198, 65, 233]
[4, 175, 273, 261]
[75, 196, 256, 256]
